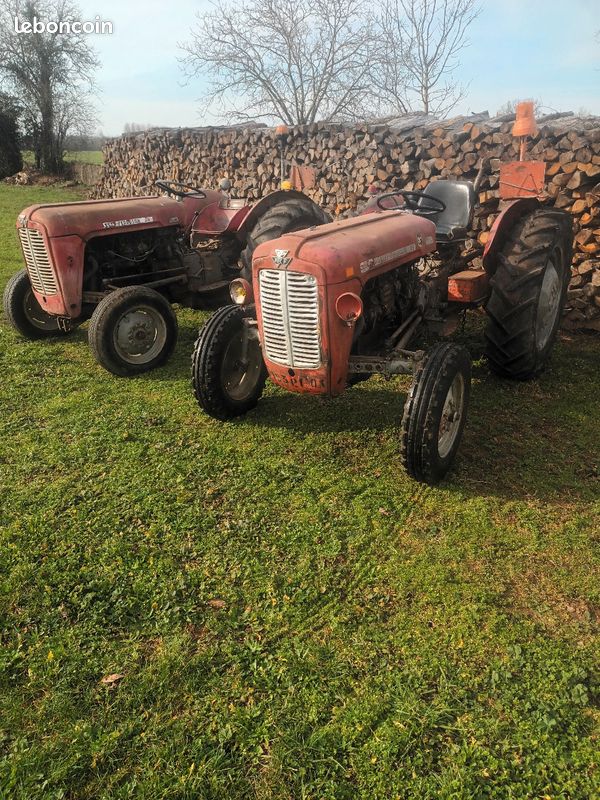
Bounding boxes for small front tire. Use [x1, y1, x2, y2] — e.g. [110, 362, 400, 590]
[401, 343, 471, 484]
[192, 305, 267, 420]
[88, 286, 178, 376]
[3, 269, 71, 339]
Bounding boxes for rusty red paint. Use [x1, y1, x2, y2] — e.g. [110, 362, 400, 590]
[252, 210, 436, 397]
[447, 269, 489, 303]
[499, 161, 546, 200]
[16, 190, 246, 317]
[483, 197, 541, 270]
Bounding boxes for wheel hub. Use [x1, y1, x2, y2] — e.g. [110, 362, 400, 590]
[220, 332, 262, 401]
[438, 374, 465, 459]
[113, 306, 167, 363]
[536, 259, 561, 351]
[24, 288, 60, 331]
[129, 320, 154, 349]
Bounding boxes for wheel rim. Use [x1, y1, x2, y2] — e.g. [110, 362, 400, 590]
[23, 288, 60, 331]
[112, 305, 167, 364]
[220, 330, 262, 402]
[438, 373, 465, 459]
[535, 258, 561, 351]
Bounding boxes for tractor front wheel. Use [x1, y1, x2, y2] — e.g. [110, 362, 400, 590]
[401, 343, 471, 485]
[88, 286, 178, 376]
[485, 208, 572, 379]
[3, 269, 71, 339]
[192, 305, 267, 420]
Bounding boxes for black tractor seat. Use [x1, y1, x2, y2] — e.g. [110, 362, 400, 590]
[417, 180, 475, 243]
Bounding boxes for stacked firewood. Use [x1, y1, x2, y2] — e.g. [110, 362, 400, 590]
[93, 111, 600, 331]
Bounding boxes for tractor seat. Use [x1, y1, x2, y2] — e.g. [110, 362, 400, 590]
[417, 180, 475, 243]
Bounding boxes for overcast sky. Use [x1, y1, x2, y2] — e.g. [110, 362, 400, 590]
[74, 0, 600, 136]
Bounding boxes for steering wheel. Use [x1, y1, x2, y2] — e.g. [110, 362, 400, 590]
[155, 179, 207, 199]
[376, 189, 445, 217]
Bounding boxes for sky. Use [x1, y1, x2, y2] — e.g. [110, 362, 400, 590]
[72, 0, 600, 136]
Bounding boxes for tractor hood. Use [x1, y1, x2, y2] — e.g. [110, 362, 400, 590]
[253, 210, 437, 284]
[16, 192, 224, 239]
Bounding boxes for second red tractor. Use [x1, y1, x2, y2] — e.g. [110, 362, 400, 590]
[3, 180, 329, 375]
[192, 182, 572, 483]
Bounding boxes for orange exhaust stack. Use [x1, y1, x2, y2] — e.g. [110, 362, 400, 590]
[499, 99, 545, 199]
[512, 101, 538, 139]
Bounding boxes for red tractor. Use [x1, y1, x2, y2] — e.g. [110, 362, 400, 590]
[191, 179, 572, 483]
[3, 179, 329, 375]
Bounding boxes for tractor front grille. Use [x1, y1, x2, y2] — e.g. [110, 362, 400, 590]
[258, 269, 321, 369]
[18, 228, 58, 295]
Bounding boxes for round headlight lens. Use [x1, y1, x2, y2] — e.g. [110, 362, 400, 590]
[230, 278, 253, 306]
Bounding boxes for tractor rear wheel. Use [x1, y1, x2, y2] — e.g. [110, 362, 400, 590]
[401, 343, 471, 485]
[3, 269, 71, 339]
[485, 208, 572, 379]
[240, 197, 329, 275]
[192, 305, 267, 420]
[88, 286, 178, 376]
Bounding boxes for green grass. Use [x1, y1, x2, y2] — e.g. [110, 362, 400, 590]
[0, 183, 599, 799]
[64, 151, 104, 166]
[21, 150, 104, 167]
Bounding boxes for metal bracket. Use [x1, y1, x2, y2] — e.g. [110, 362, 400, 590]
[57, 317, 72, 333]
[106, 274, 187, 292]
[240, 316, 259, 365]
[82, 291, 110, 304]
[348, 350, 424, 377]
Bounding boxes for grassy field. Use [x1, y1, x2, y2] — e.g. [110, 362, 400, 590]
[21, 151, 104, 167]
[0, 183, 598, 799]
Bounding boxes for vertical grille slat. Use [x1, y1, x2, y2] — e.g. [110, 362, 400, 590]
[18, 228, 57, 295]
[258, 269, 321, 369]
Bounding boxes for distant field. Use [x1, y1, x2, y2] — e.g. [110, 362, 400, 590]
[65, 150, 104, 165]
[0, 183, 599, 799]
[21, 150, 104, 167]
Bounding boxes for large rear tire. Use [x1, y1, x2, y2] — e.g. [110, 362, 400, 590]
[88, 286, 178, 376]
[401, 343, 471, 485]
[192, 305, 267, 420]
[240, 197, 330, 275]
[485, 208, 572, 380]
[3, 269, 71, 339]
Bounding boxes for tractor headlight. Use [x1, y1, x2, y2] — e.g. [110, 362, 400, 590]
[335, 292, 363, 326]
[230, 278, 253, 305]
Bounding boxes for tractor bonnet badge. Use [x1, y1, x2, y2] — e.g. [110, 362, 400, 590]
[416, 234, 423, 247]
[273, 249, 292, 268]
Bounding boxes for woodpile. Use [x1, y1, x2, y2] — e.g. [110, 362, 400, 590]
[93, 111, 600, 331]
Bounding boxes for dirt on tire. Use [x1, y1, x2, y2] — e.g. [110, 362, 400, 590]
[485, 208, 573, 380]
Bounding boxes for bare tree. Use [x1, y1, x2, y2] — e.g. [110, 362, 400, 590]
[123, 122, 155, 134]
[496, 98, 544, 118]
[0, 0, 98, 173]
[179, 0, 375, 125]
[375, 0, 480, 117]
[54, 87, 97, 155]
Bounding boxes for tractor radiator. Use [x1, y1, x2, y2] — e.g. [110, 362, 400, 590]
[258, 269, 321, 369]
[18, 228, 58, 296]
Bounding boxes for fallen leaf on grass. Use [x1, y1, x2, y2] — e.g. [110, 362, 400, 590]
[100, 673, 124, 687]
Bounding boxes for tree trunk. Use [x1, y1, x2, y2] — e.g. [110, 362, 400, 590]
[38, 67, 63, 174]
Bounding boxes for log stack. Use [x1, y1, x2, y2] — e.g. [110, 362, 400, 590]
[92, 111, 600, 331]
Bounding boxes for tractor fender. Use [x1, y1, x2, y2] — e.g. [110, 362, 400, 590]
[236, 189, 331, 239]
[482, 197, 541, 273]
